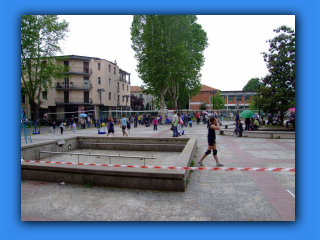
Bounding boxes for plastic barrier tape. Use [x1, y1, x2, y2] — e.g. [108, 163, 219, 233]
[21, 160, 295, 172]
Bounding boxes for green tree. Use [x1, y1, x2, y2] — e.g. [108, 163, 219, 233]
[21, 15, 69, 122]
[254, 25, 295, 125]
[200, 102, 207, 111]
[130, 94, 144, 110]
[211, 91, 225, 110]
[131, 15, 208, 117]
[242, 78, 260, 91]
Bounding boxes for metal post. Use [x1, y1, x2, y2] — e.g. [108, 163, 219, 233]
[78, 155, 79, 164]
[259, 85, 261, 118]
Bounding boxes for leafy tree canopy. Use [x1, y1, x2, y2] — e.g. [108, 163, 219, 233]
[242, 78, 260, 91]
[254, 25, 295, 125]
[21, 15, 69, 122]
[130, 94, 144, 111]
[131, 15, 208, 116]
[211, 91, 225, 110]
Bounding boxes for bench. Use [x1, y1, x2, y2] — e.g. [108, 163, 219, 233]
[224, 124, 235, 129]
[219, 128, 243, 137]
[219, 129, 295, 139]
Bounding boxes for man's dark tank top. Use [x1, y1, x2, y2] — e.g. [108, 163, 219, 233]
[207, 123, 216, 141]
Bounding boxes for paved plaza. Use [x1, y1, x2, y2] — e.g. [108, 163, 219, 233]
[21, 121, 295, 221]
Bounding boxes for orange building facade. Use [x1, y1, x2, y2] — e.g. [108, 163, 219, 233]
[189, 84, 258, 113]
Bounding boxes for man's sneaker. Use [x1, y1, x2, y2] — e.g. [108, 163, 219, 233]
[216, 163, 224, 167]
[198, 160, 204, 166]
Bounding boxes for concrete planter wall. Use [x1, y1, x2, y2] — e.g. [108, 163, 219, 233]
[21, 137, 197, 192]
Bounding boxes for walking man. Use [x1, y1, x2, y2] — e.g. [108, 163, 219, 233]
[198, 117, 224, 167]
[172, 111, 179, 137]
[121, 115, 128, 137]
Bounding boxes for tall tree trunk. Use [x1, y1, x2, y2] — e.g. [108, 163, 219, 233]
[30, 100, 39, 123]
[160, 88, 167, 119]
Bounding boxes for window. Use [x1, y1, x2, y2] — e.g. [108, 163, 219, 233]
[114, 67, 116, 74]
[122, 84, 124, 90]
[228, 95, 234, 101]
[139, 94, 142, 99]
[98, 91, 101, 100]
[98, 77, 101, 85]
[114, 93, 116, 100]
[98, 63, 101, 70]
[109, 78, 111, 86]
[245, 94, 251, 101]
[127, 85, 128, 92]
[109, 92, 111, 100]
[236, 95, 243, 101]
[122, 96, 125, 102]
[117, 95, 119, 101]
[22, 95, 26, 103]
[42, 91, 47, 100]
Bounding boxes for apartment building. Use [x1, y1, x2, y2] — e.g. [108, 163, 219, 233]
[21, 82, 31, 119]
[41, 55, 131, 119]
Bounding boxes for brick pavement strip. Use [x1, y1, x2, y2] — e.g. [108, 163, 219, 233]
[21, 122, 295, 221]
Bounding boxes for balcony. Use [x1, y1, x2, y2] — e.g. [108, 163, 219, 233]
[117, 78, 131, 84]
[56, 82, 93, 90]
[55, 98, 93, 105]
[63, 66, 92, 75]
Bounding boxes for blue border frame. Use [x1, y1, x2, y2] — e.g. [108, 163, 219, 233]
[3, 0, 319, 239]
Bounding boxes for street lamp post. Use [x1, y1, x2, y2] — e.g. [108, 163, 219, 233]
[124, 95, 130, 118]
[97, 88, 105, 119]
[257, 82, 262, 118]
[210, 91, 217, 114]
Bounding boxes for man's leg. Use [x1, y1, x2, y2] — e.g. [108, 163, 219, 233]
[198, 146, 213, 166]
[212, 144, 224, 167]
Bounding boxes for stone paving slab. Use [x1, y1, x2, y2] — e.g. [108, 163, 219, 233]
[21, 122, 295, 221]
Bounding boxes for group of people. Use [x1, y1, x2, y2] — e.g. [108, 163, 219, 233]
[52, 121, 77, 135]
[171, 111, 188, 137]
[103, 114, 165, 137]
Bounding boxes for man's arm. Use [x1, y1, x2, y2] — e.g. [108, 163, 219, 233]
[210, 121, 220, 130]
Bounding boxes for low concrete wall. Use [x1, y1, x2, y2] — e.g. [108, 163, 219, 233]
[78, 137, 188, 152]
[21, 137, 197, 192]
[220, 129, 295, 139]
[21, 136, 79, 160]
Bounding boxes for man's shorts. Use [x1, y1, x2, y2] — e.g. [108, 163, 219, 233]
[108, 129, 114, 133]
[122, 126, 126, 131]
[208, 138, 216, 146]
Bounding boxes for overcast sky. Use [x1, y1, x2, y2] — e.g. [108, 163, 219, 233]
[58, 15, 295, 91]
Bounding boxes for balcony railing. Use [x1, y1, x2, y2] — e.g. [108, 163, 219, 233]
[63, 66, 92, 75]
[55, 98, 93, 104]
[56, 82, 92, 90]
[117, 79, 131, 84]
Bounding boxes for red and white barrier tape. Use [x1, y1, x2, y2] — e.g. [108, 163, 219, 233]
[21, 160, 295, 172]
